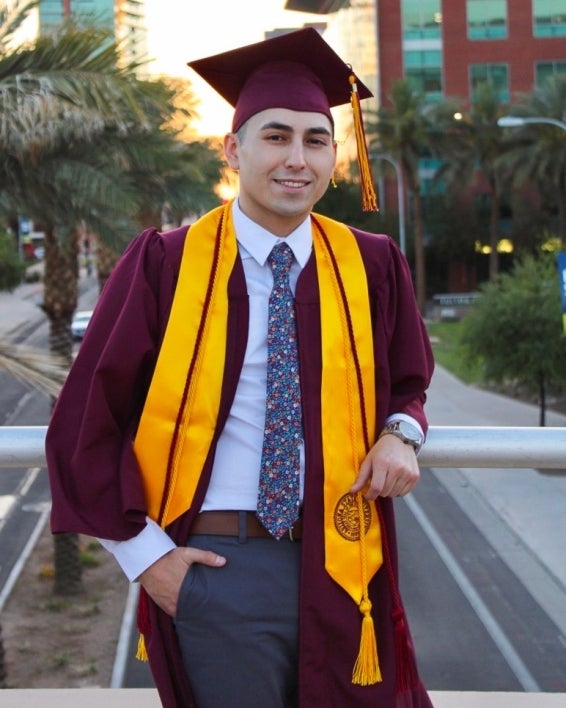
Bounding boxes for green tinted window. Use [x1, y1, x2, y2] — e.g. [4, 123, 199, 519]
[402, 0, 442, 39]
[533, 0, 566, 37]
[467, 0, 508, 40]
[536, 61, 566, 85]
[404, 50, 442, 68]
[470, 64, 509, 102]
[406, 67, 443, 102]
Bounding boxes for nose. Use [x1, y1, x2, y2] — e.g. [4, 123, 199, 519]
[285, 138, 307, 169]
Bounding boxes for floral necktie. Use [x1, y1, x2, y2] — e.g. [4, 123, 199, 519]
[257, 242, 303, 539]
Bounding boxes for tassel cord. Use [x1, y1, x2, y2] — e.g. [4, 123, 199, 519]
[349, 74, 378, 213]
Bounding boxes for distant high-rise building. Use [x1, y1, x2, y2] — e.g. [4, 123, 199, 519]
[38, 0, 148, 71]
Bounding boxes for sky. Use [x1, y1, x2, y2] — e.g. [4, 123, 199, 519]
[144, 0, 326, 136]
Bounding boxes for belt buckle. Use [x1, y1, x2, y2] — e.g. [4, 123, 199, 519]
[288, 525, 295, 542]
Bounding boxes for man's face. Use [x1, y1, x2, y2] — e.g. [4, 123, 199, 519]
[224, 107, 337, 237]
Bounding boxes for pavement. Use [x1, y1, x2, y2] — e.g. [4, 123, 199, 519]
[0, 266, 46, 338]
[1, 268, 566, 687]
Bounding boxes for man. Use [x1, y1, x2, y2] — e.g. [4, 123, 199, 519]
[46, 28, 434, 708]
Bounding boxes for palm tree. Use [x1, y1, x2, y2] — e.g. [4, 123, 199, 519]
[0, 12, 224, 598]
[369, 79, 435, 314]
[434, 81, 510, 281]
[497, 75, 566, 249]
[0, 19, 167, 597]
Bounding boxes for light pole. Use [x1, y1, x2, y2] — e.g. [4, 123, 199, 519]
[498, 115, 566, 131]
[371, 153, 406, 255]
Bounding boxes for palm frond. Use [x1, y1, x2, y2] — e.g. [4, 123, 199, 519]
[0, 0, 38, 49]
[0, 342, 67, 397]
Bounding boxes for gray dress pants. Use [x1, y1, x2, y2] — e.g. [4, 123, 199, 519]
[174, 530, 302, 708]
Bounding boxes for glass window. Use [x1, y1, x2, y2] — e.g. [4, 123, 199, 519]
[402, 0, 442, 40]
[406, 67, 443, 102]
[467, 0, 508, 40]
[404, 49, 442, 68]
[533, 0, 566, 37]
[536, 61, 566, 85]
[470, 64, 509, 102]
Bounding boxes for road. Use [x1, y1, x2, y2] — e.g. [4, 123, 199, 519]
[0, 277, 97, 610]
[0, 283, 564, 691]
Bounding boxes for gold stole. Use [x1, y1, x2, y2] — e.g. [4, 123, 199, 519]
[134, 201, 383, 684]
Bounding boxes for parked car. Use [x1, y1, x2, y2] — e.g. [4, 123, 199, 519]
[71, 310, 93, 341]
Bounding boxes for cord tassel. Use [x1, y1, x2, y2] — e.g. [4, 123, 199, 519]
[136, 586, 150, 662]
[349, 74, 378, 213]
[352, 598, 382, 685]
[393, 608, 419, 691]
[351, 492, 381, 686]
[136, 633, 149, 662]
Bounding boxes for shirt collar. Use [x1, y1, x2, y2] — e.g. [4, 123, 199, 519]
[232, 198, 312, 269]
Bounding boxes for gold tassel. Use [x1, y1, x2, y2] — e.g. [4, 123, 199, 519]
[349, 74, 378, 213]
[351, 491, 381, 685]
[136, 633, 149, 662]
[352, 599, 382, 685]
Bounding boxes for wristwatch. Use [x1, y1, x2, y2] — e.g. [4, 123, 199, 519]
[378, 420, 422, 450]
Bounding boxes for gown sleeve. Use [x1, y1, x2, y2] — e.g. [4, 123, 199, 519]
[361, 231, 434, 435]
[46, 227, 185, 541]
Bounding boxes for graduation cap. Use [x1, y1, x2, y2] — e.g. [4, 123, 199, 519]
[188, 27, 378, 211]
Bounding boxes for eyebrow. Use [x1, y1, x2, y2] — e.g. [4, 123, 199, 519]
[259, 120, 332, 137]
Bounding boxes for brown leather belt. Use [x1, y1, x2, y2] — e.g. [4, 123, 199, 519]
[189, 511, 302, 541]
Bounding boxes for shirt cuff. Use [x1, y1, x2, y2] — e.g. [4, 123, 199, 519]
[384, 412, 425, 454]
[97, 517, 177, 582]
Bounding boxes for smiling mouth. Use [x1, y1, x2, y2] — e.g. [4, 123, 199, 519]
[274, 179, 310, 188]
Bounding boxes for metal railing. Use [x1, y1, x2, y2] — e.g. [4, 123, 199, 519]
[1, 425, 565, 469]
[1, 425, 565, 708]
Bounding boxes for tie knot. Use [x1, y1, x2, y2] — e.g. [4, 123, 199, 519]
[268, 242, 294, 276]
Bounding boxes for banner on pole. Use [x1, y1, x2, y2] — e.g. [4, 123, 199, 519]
[557, 252, 566, 335]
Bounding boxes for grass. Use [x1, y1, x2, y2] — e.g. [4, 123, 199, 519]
[426, 319, 484, 385]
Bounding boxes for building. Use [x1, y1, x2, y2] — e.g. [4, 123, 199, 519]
[287, 1, 566, 106]
[38, 0, 148, 71]
[287, 1, 566, 292]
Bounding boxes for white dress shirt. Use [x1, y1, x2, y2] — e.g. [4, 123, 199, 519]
[99, 200, 423, 580]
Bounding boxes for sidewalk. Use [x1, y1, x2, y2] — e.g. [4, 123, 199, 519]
[424, 364, 566, 635]
[0, 268, 46, 338]
[0, 265, 98, 339]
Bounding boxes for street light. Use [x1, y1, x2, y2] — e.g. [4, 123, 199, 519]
[498, 115, 566, 131]
[371, 153, 406, 256]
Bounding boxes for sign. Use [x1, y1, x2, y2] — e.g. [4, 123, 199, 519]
[557, 252, 566, 335]
[18, 217, 31, 235]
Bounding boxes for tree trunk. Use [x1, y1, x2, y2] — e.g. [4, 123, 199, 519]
[95, 239, 120, 292]
[0, 619, 7, 688]
[489, 185, 500, 282]
[42, 225, 79, 360]
[557, 181, 566, 251]
[538, 370, 546, 428]
[42, 224, 84, 595]
[53, 532, 84, 596]
[412, 186, 427, 316]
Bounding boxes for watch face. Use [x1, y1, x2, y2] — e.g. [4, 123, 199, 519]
[398, 421, 421, 444]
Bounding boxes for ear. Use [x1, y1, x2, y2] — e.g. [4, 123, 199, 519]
[224, 133, 240, 169]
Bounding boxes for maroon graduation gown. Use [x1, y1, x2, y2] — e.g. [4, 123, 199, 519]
[46, 222, 435, 707]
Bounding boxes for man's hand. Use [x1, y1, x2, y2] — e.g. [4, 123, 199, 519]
[350, 434, 420, 500]
[138, 546, 226, 617]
